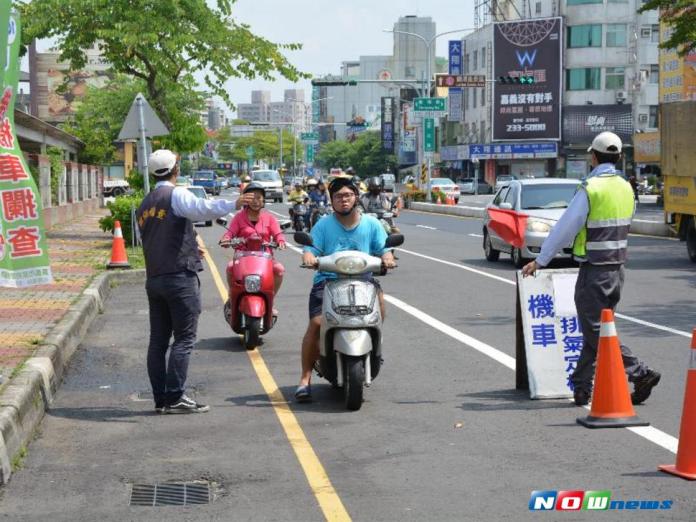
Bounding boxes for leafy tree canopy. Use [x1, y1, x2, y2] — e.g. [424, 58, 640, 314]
[316, 132, 396, 177]
[640, 1, 696, 55]
[19, 0, 308, 133]
[215, 127, 301, 166]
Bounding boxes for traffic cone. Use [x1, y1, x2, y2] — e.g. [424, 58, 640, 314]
[106, 220, 131, 269]
[436, 192, 442, 205]
[659, 328, 696, 479]
[577, 309, 649, 429]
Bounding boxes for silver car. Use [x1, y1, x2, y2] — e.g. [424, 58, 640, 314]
[483, 179, 581, 268]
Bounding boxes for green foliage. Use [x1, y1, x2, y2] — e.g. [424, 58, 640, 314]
[197, 155, 217, 169]
[28, 162, 39, 186]
[639, 1, 696, 55]
[20, 0, 308, 130]
[60, 75, 206, 163]
[126, 170, 154, 192]
[316, 132, 396, 177]
[46, 147, 64, 204]
[98, 193, 144, 245]
[180, 159, 194, 176]
[215, 127, 300, 165]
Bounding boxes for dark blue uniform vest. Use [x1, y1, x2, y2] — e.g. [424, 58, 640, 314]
[136, 185, 202, 277]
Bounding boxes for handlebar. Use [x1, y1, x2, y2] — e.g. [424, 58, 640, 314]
[219, 237, 281, 249]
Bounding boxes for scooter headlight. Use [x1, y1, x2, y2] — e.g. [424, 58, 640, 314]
[335, 256, 367, 275]
[244, 275, 262, 293]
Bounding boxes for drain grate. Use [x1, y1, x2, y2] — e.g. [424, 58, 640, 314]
[129, 482, 211, 507]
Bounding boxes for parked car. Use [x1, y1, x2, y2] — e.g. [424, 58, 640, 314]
[429, 177, 460, 203]
[229, 175, 241, 188]
[457, 177, 493, 195]
[251, 169, 284, 202]
[380, 173, 396, 192]
[175, 176, 192, 187]
[186, 186, 213, 226]
[494, 174, 516, 192]
[103, 179, 130, 197]
[192, 170, 223, 195]
[483, 178, 581, 268]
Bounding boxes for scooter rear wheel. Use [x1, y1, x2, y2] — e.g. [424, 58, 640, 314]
[343, 355, 364, 411]
[243, 317, 261, 350]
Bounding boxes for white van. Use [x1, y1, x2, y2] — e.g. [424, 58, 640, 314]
[251, 169, 284, 202]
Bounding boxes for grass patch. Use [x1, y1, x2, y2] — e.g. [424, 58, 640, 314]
[11, 445, 27, 472]
[9, 362, 26, 380]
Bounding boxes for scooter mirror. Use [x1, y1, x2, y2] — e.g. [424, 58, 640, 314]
[216, 217, 229, 227]
[279, 220, 292, 230]
[294, 231, 313, 246]
[385, 233, 404, 248]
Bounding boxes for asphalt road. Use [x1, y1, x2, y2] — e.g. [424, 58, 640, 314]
[2, 191, 695, 521]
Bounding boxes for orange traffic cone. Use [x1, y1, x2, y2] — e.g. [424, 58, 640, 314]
[659, 328, 696, 479]
[106, 220, 131, 269]
[577, 309, 649, 429]
[436, 192, 442, 205]
[445, 194, 453, 205]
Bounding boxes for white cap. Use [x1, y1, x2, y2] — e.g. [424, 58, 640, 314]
[587, 131, 622, 154]
[148, 149, 177, 177]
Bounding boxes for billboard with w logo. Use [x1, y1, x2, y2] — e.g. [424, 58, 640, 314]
[493, 17, 562, 141]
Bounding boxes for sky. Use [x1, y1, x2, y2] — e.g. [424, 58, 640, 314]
[210, 0, 478, 116]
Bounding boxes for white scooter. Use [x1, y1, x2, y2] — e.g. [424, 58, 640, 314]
[294, 231, 404, 410]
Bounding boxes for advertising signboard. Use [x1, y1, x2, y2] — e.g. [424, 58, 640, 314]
[563, 105, 633, 146]
[493, 17, 562, 141]
[380, 96, 395, 152]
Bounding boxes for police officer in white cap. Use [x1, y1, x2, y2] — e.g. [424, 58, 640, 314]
[136, 149, 236, 414]
[522, 132, 660, 407]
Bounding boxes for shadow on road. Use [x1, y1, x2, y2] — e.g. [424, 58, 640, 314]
[458, 388, 574, 412]
[196, 336, 248, 352]
[48, 406, 153, 422]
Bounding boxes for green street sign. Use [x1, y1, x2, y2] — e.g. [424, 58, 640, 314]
[245, 146, 254, 159]
[300, 132, 319, 144]
[424, 118, 436, 152]
[306, 145, 315, 164]
[414, 97, 446, 112]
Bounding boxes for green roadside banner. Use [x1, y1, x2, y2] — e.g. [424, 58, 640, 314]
[0, 10, 52, 287]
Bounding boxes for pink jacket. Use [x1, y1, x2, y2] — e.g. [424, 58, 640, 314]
[222, 209, 286, 248]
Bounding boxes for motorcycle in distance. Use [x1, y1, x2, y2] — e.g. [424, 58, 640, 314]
[309, 200, 332, 230]
[294, 230, 405, 410]
[217, 217, 291, 349]
[291, 197, 310, 232]
[363, 197, 400, 235]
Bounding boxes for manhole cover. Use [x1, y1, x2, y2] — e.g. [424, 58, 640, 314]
[129, 482, 211, 507]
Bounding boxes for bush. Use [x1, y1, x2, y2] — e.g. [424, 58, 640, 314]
[99, 193, 144, 245]
[403, 188, 426, 203]
[126, 169, 155, 192]
[47, 147, 64, 204]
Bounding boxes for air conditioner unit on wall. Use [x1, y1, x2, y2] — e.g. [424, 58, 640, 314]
[616, 91, 628, 102]
[638, 113, 648, 123]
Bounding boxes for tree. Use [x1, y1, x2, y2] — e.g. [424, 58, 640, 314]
[61, 75, 207, 164]
[316, 132, 396, 176]
[19, 0, 308, 130]
[640, 1, 696, 55]
[316, 140, 353, 171]
[215, 127, 301, 166]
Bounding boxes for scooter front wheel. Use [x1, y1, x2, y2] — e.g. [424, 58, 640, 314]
[343, 355, 364, 411]
[243, 317, 261, 350]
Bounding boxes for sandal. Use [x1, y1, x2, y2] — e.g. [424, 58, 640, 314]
[294, 385, 312, 403]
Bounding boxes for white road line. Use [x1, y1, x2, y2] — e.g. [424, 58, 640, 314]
[416, 225, 437, 230]
[398, 248, 692, 339]
[283, 244, 679, 454]
[469, 233, 484, 238]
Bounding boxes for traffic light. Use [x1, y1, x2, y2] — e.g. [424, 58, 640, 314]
[498, 75, 535, 85]
[311, 79, 358, 86]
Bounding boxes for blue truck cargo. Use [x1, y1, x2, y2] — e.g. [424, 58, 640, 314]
[192, 170, 223, 195]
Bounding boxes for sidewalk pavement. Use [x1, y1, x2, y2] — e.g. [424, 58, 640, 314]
[0, 210, 112, 387]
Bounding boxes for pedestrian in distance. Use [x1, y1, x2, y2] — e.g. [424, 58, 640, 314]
[295, 177, 396, 403]
[136, 149, 238, 414]
[521, 132, 660, 406]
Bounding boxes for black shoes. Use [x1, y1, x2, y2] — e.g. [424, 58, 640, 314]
[632, 369, 661, 405]
[166, 394, 210, 413]
[574, 389, 591, 406]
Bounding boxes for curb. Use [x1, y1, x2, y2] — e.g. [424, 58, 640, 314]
[0, 268, 146, 484]
[408, 202, 674, 237]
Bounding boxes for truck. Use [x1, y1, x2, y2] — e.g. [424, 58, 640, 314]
[102, 179, 130, 197]
[192, 170, 223, 196]
[662, 101, 696, 261]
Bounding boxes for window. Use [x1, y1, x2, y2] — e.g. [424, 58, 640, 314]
[608, 0, 628, 3]
[464, 88, 469, 109]
[567, 25, 602, 48]
[606, 24, 627, 47]
[650, 64, 659, 84]
[473, 50, 478, 70]
[493, 186, 510, 205]
[605, 67, 625, 89]
[481, 86, 485, 107]
[481, 48, 486, 68]
[536, 1, 542, 14]
[566, 68, 601, 90]
[405, 66, 415, 78]
[651, 24, 660, 43]
[640, 26, 651, 38]
[464, 54, 469, 74]
[503, 186, 517, 206]
[567, 0, 602, 4]
[473, 88, 477, 108]
[649, 105, 659, 128]
[480, 122, 485, 143]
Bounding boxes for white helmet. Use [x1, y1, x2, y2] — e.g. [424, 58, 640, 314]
[149, 149, 177, 177]
[307, 178, 318, 187]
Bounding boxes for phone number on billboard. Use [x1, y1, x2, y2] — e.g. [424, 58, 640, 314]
[506, 123, 546, 132]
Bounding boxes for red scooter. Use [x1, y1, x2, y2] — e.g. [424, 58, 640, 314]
[219, 233, 280, 349]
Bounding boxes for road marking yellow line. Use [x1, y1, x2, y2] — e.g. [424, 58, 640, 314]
[198, 237, 351, 522]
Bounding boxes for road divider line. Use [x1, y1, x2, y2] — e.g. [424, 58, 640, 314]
[198, 237, 351, 522]
[416, 225, 437, 230]
[398, 248, 692, 338]
[468, 233, 483, 238]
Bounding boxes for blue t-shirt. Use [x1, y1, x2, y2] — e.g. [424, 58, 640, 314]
[304, 213, 388, 284]
[308, 189, 329, 206]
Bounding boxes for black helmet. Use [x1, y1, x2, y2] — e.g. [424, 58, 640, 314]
[328, 176, 359, 197]
[345, 166, 355, 175]
[242, 181, 265, 195]
[367, 176, 382, 190]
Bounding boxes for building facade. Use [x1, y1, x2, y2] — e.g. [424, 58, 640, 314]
[237, 89, 311, 134]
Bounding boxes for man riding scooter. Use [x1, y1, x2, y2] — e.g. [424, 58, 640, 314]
[360, 176, 402, 233]
[288, 181, 309, 231]
[307, 179, 330, 229]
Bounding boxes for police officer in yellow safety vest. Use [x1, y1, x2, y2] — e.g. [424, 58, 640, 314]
[521, 132, 660, 407]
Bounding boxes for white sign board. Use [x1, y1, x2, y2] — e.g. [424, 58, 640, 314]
[517, 269, 582, 399]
